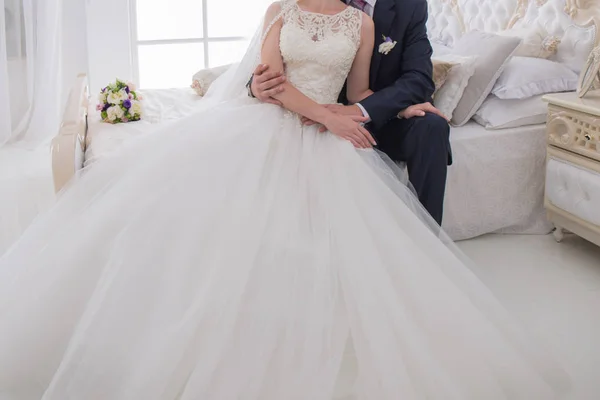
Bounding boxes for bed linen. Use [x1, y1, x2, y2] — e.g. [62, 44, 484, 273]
[443, 122, 552, 240]
[85, 88, 204, 167]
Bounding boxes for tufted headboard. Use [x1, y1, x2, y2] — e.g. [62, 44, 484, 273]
[427, 0, 600, 74]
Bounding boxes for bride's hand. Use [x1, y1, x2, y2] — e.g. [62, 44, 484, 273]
[323, 114, 376, 149]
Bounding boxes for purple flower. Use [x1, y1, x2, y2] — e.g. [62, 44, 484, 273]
[96, 104, 103, 111]
[384, 36, 393, 43]
[122, 117, 129, 123]
[102, 87, 107, 92]
[125, 86, 130, 94]
[102, 103, 110, 111]
[123, 99, 132, 109]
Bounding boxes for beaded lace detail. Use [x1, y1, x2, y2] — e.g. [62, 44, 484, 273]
[277, 0, 363, 104]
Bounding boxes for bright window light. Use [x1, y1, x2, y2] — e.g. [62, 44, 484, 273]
[206, 0, 272, 38]
[138, 43, 205, 89]
[136, 0, 204, 41]
[132, 0, 274, 89]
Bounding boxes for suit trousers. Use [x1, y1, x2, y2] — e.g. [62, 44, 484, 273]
[374, 112, 451, 226]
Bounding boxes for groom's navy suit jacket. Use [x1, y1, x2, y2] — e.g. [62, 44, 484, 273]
[339, 0, 435, 131]
[340, 0, 451, 224]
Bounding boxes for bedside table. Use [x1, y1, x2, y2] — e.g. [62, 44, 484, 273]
[543, 91, 600, 247]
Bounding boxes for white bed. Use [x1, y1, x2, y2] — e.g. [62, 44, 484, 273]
[84, 88, 203, 167]
[52, 0, 600, 241]
[443, 122, 550, 240]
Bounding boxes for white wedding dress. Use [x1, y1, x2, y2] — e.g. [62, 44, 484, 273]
[0, 2, 571, 399]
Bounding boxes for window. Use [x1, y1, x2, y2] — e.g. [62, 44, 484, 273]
[131, 0, 273, 89]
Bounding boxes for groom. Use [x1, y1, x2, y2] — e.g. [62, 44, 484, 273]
[250, 0, 451, 225]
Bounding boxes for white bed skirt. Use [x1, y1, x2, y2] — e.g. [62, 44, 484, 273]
[443, 123, 552, 241]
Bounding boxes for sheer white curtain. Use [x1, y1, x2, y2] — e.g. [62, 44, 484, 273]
[0, 0, 63, 148]
[0, 0, 62, 253]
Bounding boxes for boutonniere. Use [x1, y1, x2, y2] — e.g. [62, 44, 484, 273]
[378, 35, 397, 55]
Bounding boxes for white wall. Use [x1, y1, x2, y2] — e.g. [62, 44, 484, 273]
[61, 0, 89, 110]
[86, 0, 134, 94]
[60, 0, 135, 100]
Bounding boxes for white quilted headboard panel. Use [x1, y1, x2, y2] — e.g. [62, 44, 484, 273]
[427, 0, 600, 73]
[458, 0, 517, 33]
[427, 0, 464, 47]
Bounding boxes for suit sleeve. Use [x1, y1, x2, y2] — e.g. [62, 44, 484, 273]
[359, 1, 435, 130]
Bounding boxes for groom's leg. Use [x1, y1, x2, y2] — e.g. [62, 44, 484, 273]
[375, 113, 451, 225]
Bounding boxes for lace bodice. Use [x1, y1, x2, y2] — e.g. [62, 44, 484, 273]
[277, 1, 362, 104]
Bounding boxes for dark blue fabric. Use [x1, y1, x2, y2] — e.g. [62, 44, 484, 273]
[340, 0, 451, 223]
[375, 113, 450, 225]
[359, 0, 436, 130]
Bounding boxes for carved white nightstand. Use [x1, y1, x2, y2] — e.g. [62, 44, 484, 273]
[543, 91, 600, 247]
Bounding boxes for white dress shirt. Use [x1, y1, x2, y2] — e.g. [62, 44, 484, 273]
[347, 0, 377, 120]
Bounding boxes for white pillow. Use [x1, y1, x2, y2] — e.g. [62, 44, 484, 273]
[492, 57, 579, 100]
[191, 64, 231, 96]
[473, 94, 548, 130]
[431, 54, 477, 120]
[449, 31, 522, 126]
[497, 25, 561, 59]
[431, 42, 452, 57]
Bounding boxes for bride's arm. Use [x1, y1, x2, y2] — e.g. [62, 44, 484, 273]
[260, 3, 375, 148]
[260, 3, 334, 126]
[346, 14, 375, 104]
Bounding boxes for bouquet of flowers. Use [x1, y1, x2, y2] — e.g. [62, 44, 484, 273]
[97, 79, 143, 124]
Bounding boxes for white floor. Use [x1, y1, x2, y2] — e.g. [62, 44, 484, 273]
[458, 233, 600, 399]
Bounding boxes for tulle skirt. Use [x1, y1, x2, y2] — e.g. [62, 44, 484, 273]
[0, 97, 571, 399]
[0, 146, 54, 254]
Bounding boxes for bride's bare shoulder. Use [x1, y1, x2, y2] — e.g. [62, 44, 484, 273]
[359, 10, 374, 30]
[264, 0, 294, 14]
[265, 1, 282, 12]
[263, 2, 287, 29]
[263, 0, 299, 23]
[263, 0, 292, 20]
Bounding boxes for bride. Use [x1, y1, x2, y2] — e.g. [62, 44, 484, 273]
[0, 0, 571, 399]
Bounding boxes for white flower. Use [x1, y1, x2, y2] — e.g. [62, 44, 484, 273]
[106, 105, 124, 122]
[379, 41, 396, 55]
[130, 101, 142, 117]
[118, 89, 129, 101]
[98, 92, 107, 103]
[378, 36, 397, 55]
[127, 81, 137, 91]
[107, 92, 121, 105]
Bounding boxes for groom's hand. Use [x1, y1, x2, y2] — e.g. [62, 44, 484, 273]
[301, 104, 363, 133]
[251, 64, 286, 106]
[399, 102, 449, 121]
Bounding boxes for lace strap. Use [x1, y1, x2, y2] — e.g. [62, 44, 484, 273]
[354, 8, 363, 47]
[260, 0, 296, 46]
[347, 7, 364, 48]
